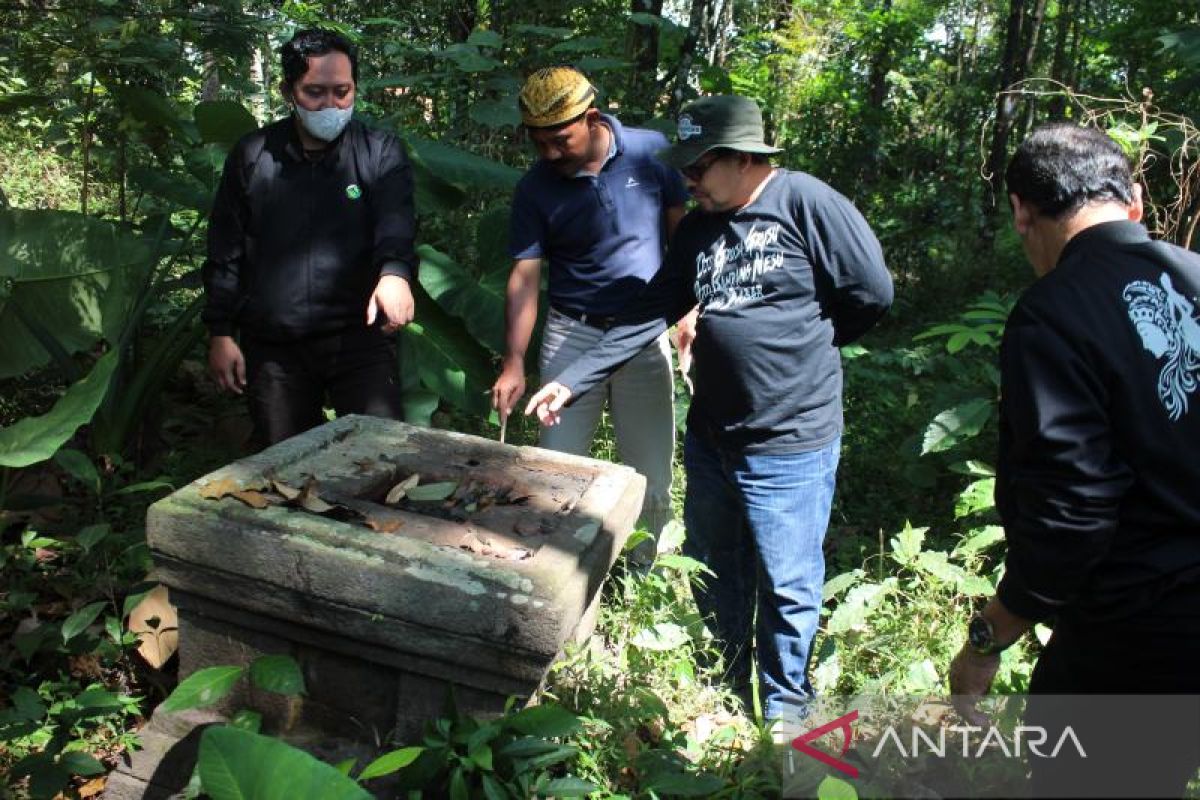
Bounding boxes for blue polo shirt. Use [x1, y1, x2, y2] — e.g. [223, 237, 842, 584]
[508, 114, 688, 315]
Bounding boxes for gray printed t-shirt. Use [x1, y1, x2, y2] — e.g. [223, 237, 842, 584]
[555, 169, 893, 453]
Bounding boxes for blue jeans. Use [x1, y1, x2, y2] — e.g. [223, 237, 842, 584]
[682, 431, 840, 720]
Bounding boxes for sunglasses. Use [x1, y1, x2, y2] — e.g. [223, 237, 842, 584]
[681, 152, 724, 182]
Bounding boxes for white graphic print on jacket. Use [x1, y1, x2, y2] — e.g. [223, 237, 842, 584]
[1123, 272, 1200, 421]
[694, 223, 784, 311]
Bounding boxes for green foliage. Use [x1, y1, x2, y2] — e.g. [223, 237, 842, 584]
[815, 516, 1036, 695]
[2, 678, 140, 800]
[378, 695, 596, 798]
[160, 666, 247, 714]
[159, 653, 309, 714]
[0, 209, 149, 379]
[0, 349, 118, 468]
[197, 726, 372, 800]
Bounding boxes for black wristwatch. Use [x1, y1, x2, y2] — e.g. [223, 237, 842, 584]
[967, 613, 1007, 656]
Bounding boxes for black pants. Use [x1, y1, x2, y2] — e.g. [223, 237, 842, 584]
[242, 327, 404, 449]
[1026, 617, 1200, 798]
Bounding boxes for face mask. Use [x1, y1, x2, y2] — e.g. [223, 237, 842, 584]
[294, 104, 353, 142]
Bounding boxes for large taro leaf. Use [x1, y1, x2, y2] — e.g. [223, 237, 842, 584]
[404, 283, 495, 418]
[396, 331, 438, 426]
[0, 349, 118, 468]
[0, 209, 150, 378]
[194, 100, 257, 148]
[403, 134, 522, 194]
[198, 726, 370, 800]
[128, 165, 212, 212]
[410, 158, 466, 213]
[417, 244, 508, 355]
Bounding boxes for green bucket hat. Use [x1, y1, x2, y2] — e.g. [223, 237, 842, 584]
[658, 95, 781, 169]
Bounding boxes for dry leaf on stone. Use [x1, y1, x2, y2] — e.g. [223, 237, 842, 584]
[230, 490, 270, 509]
[384, 473, 421, 504]
[405, 481, 458, 502]
[78, 777, 107, 798]
[364, 515, 404, 534]
[296, 477, 334, 513]
[199, 475, 267, 500]
[461, 532, 532, 561]
[127, 585, 178, 669]
[271, 480, 301, 501]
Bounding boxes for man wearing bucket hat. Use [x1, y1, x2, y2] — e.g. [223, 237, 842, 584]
[526, 95, 893, 718]
[491, 66, 689, 550]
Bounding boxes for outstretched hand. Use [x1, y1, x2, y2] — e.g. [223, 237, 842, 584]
[524, 382, 573, 426]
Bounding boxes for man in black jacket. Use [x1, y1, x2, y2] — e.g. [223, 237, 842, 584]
[202, 29, 416, 447]
[950, 124, 1200, 796]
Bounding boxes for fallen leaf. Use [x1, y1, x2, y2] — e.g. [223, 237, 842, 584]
[271, 480, 301, 501]
[127, 585, 178, 669]
[78, 777, 106, 797]
[231, 490, 270, 509]
[297, 477, 335, 513]
[69, 653, 105, 681]
[365, 516, 405, 534]
[200, 475, 266, 500]
[384, 473, 421, 504]
[461, 532, 532, 561]
[406, 481, 458, 502]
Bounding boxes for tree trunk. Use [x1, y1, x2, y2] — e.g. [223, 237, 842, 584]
[1018, 0, 1049, 137]
[985, 0, 1027, 200]
[80, 73, 95, 215]
[713, 0, 734, 67]
[627, 0, 664, 114]
[1069, 0, 1087, 91]
[447, 1, 477, 139]
[859, 0, 894, 188]
[670, 0, 712, 114]
[1046, 0, 1072, 119]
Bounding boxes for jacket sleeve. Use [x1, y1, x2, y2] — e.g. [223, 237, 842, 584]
[796, 180, 893, 346]
[994, 301, 1134, 621]
[373, 136, 418, 283]
[201, 146, 250, 337]
[553, 243, 697, 398]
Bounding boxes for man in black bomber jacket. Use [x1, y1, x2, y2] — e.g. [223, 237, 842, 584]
[950, 124, 1200, 797]
[202, 28, 417, 448]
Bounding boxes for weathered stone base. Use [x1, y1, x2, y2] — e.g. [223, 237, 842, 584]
[101, 709, 219, 800]
[101, 708, 394, 800]
[173, 588, 516, 743]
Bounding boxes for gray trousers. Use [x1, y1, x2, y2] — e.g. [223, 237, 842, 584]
[539, 309, 676, 539]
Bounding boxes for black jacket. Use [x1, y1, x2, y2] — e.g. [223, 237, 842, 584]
[995, 221, 1200, 627]
[201, 117, 417, 341]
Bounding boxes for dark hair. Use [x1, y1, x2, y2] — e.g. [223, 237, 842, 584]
[280, 28, 358, 89]
[1005, 123, 1134, 219]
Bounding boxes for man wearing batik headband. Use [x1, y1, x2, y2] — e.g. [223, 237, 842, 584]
[492, 66, 688, 555]
[203, 28, 417, 448]
[525, 95, 893, 719]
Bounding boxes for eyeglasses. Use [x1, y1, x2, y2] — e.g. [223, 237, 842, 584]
[681, 152, 724, 182]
